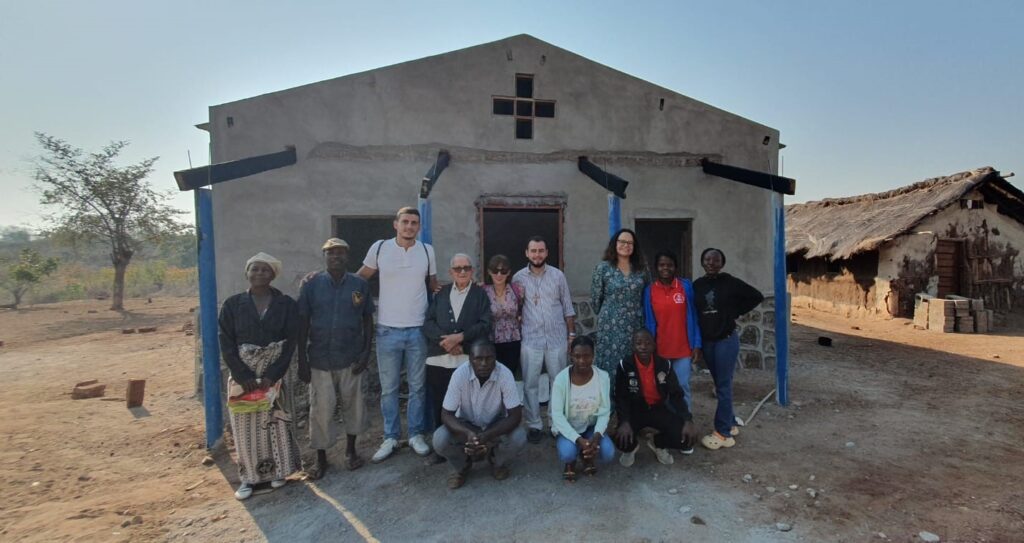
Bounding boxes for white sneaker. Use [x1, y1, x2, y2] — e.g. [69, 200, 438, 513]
[619, 446, 638, 468]
[681, 447, 695, 455]
[270, 479, 286, 489]
[646, 437, 675, 465]
[372, 438, 399, 463]
[409, 434, 431, 456]
[234, 483, 253, 500]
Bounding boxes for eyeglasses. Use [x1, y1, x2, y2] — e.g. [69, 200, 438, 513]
[616, 239, 634, 246]
[489, 268, 510, 275]
[451, 266, 473, 273]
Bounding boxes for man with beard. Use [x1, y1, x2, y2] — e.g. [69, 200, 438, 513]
[512, 236, 576, 444]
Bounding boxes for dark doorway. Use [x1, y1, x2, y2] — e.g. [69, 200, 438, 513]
[481, 207, 562, 280]
[635, 219, 693, 279]
[935, 239, 965, 298]
[334, 215, 394, 295]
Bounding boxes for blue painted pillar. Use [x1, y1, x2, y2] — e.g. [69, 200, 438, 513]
[773, 192, 789, 406]
[418, 197, 432, 245]
[196, 188, 223, 448]
[607, 194, 622, 238]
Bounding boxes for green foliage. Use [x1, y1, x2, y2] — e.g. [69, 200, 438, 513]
[33, 133, 189, 309]
[0, 248, 58, 307]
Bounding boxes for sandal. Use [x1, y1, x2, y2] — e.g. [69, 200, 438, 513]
[447, 466, 470, 489]
[582, 460, 597, 476]
[563, 463, 577, 482]
[345, 453, 365, 471]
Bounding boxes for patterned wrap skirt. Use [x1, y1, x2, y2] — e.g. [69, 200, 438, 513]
[228, 341, 302, 485]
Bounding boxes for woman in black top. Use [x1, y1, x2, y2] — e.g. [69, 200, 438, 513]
[692, 248, 764, 451]
[218, 252, 301, 499]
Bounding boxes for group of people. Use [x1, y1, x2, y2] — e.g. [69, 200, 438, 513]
[218, 207, 764, 498]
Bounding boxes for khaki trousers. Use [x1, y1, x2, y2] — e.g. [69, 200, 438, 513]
[308, 367, 366, 450]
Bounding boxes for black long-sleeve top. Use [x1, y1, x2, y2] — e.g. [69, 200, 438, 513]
[421, 283, 493, 359]
[218, 287, 299, 384]
[614, 354, 692, 423]
[692, 273, 764, 342]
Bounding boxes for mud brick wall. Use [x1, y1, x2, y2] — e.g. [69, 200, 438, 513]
[574, 295, 778, 371]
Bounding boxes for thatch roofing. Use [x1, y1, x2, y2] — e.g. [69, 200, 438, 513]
[786, 167, 1024, 260]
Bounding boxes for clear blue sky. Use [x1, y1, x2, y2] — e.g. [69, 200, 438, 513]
[2, 0, 1021, 228]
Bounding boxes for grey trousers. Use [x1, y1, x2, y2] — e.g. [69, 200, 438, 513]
[432, 423, 527, 473]
[308, 367, 366, 450]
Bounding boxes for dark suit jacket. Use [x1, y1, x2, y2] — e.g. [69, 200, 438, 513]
[422, 283, 492, 358]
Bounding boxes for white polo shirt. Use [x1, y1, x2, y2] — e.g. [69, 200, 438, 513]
[363, 238, 436, 327]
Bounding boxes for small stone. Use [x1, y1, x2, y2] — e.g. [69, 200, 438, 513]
[845, 441, 855, 448]
[809, 474, 816, 481]
[776, 522, 792, 532]
[919, 531, 940, 542]
[690, 516, 705, 526]
[668, 488, 679, 495]
[131, 516, 143, 525]
[31, 482, 40, 487]
[742, 474, 753, 483]
[782, 492, 791, 498]
[877, 533, 887, 539]
[814, 500, 822, 507]
[766, 486, 776, 493]
[807, 488, 817, 498]
[788, 484, 798, 490]
[754, 494, 762, 500]
[201, 455, 215, 466]
[78, 475, 91, 482]
[678, 506, 691, 513]
[120, 520, 131, 528]
[181, 519, 194, 527]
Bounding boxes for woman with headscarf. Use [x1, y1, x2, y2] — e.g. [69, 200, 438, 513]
[692, 248, 764, 451]
[218, 252, 302, 499]
[590, 228, 649, 374]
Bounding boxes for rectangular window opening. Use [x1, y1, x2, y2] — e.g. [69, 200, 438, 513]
[515, 74, 533, 98]
[515, 118, 533, 139]
[492, 97, 514, 115]
[333, 216, 394, 296]
[534, 101, 555, 118]
[516, 100, 533, 117]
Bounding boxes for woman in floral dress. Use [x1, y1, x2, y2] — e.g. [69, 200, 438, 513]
[590, 228, 649, 374]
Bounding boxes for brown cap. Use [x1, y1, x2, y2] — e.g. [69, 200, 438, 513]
[321, 238, 350, 251]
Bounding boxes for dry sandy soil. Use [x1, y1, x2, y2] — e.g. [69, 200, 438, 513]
[0, 297, 1021, 542]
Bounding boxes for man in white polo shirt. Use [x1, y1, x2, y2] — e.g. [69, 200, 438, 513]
[358, 206, 439, 462]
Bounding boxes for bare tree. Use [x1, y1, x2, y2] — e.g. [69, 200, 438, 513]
[33, 133, 185, 310]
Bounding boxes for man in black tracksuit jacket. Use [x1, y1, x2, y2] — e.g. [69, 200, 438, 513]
[614, 329, 698, 461]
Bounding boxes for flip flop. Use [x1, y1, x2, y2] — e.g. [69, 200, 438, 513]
[582, 460, 597, 476]
[345, 454, 365, 471]
[563, 463, 577, 482]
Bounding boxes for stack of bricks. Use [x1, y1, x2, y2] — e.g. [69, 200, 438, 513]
[948, 295, 993, 333]
[914, 293, 993, 334]
[927, 298, 956, 333]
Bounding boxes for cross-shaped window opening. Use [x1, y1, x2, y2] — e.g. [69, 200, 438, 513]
[492, 73, 556, 139]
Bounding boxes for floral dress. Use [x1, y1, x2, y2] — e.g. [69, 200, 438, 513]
[590, 260, 648, 374]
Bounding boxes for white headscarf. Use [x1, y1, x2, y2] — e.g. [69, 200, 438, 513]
[245, 252, 282, 281]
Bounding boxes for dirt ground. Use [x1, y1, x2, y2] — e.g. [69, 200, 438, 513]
[0, 297, 1021, 542]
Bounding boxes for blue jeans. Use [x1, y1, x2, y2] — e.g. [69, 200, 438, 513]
[668, 357, 693, 412]
[556, 427, 615, 464]
[376, 325, 427, 440]
[704, 331, 740, 437]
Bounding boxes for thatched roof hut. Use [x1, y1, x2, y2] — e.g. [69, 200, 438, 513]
[786, 167, 1024, 260]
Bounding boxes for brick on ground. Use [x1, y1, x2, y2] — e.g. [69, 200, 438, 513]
[928, 299, 955, 333]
